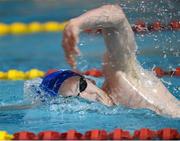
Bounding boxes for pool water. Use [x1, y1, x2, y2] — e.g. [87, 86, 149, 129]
[0, 0, 180, 134]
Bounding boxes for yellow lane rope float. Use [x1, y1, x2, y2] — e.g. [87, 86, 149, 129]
[0, 69, 45, 80]
[0, 21, 67, 36]
[0, 131, 13, 140]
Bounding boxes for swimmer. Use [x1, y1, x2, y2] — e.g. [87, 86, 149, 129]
[0, 69, 113, 111]
[39, 69, 113, 106]
[62, 4, 180, 118]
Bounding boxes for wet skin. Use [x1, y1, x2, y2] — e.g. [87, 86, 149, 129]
[62, 4, 180, 118]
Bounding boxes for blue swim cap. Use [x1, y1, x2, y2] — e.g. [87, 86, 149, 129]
[40, 70, 82, 97]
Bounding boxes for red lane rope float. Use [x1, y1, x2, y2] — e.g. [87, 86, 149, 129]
[132, 20, 146, 32]
[82, 129, 108, 140]
[61, 130, 82, 140]
[147, 21, 165, 31]
[153, 67, 180, 77]
[175, 67, 180, 76]
[109, 128, 132, 140]
[157, 128, 180, 140]
[170, 20, 180, 29]
[9, 128, 180, 140]
[133, 128, 157, 140]
[13, 131, 36, 140]
[37, 131, 61, 140]
[83, 68, 103, 77]
[84, 20, 180, 34]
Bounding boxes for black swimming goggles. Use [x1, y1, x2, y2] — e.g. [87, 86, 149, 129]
[77, 76, 87, 96]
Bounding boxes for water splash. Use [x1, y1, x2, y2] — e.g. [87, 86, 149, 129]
[76, 56, 89, 71]
[23, 78, 158, 117]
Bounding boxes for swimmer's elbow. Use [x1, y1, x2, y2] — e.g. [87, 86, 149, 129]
[101, 4, 122, 12]
[102, 4, 126, 19]
[73, 4, 127, 30]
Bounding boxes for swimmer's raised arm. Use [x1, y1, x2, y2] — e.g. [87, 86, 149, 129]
[62, 4, 133, 68]
[62, 5, 180, 117]
[72, 5, 126, 30]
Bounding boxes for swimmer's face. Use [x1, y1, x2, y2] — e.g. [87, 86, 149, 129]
[59, 76, 113, 106]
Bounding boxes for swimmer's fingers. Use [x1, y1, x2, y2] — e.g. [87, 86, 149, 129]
[66, 53, 77, 69]
[63, 37, 78, 68]
[62, 21, 81, 68]
[63, 21, 80, 54]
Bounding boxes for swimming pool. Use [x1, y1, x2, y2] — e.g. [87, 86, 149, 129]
[0, 0, 179, 135]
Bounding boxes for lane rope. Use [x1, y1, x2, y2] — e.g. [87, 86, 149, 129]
[0, 128, 179, 140]
[153, 67, 180, 77]
[0, 21, 67, 36]
[0, 20, 179, 36]
[0, 67, 179, 80]
[0, 69, 45, 80]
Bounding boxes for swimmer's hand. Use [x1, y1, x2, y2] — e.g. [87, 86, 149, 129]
[62, 20, 81, 69]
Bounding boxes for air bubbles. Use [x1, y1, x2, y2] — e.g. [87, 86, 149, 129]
[77, 56, 89, 71]
[163, 54, 167, 59]
[174, 52, 179, 57]
[155, 45, 159, 49]
[153, 37, 158, 42]
[169, 48, 174, 52]
[140, 34, 144, 38]
[79, 43, 84, 47]
[162, 50, 167, 59]
[161, 79, 172, 86]
[177, 87, 180, 91]
[79, 40, 85, 47]
[168, 65, 173, 70]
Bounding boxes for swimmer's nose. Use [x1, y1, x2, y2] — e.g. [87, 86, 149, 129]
[96, 92, 114, 106]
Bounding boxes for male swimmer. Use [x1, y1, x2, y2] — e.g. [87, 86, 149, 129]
[61, 4, 180, 118]
[1, 5, 179, 118]
[39, 69, 113, 106]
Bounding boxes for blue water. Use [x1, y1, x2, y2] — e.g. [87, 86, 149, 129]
[0, 0, 180, 134]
